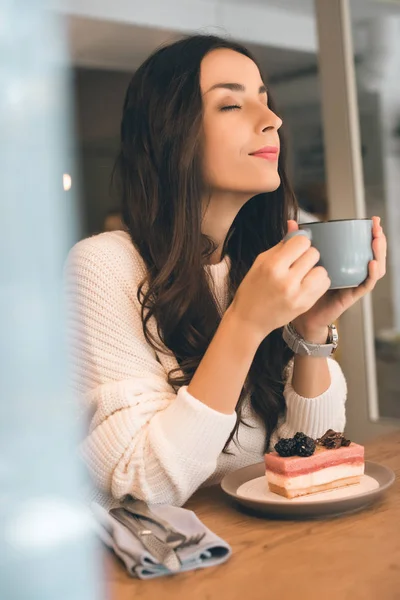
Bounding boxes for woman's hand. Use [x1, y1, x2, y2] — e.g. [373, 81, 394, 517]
[292, 216, 387, 342]
[229, 220, 331, 343]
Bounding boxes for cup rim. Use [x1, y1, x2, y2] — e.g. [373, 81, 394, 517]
[299, 218, 372, 226]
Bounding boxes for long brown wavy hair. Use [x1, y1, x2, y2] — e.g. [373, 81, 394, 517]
[113, 34, 297, 453]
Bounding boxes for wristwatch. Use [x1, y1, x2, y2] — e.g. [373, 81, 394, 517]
[282, 322, 339, 357]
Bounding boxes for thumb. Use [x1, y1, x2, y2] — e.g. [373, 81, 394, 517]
[278, 219, 299, 245]
[287, 219, 299, 234]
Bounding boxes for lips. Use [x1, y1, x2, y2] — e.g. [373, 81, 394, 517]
[250, 146, 279, 161]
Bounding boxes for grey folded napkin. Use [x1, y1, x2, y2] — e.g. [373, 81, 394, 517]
[90, 501, 232, 579]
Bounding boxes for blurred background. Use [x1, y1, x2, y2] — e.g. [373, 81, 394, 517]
[63, 0, 400, 423]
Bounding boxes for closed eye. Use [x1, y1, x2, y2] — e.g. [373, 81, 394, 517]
[220, 104, 242, 112]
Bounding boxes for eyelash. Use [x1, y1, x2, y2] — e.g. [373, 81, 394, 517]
[220, 102, 269, 112]
[220, 105, 242, 111]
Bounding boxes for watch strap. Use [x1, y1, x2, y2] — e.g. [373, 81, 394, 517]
[282, 322, 338, 357]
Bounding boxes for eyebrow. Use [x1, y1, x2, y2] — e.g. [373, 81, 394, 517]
[206, 82, 267, 94]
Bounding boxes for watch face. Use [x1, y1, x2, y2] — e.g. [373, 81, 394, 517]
[328, 324, 339, 345]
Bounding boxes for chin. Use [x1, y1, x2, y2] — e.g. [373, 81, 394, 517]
[252, 175, 281, 195]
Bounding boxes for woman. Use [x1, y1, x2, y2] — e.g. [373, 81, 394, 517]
[66, 35, 386, 509]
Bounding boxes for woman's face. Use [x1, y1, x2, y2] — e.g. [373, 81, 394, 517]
[200, 49, 282, 197]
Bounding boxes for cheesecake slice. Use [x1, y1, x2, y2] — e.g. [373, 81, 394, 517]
[265, 441, 365, 499]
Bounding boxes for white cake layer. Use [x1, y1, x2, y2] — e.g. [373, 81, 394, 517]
[266, 463, 364, 490]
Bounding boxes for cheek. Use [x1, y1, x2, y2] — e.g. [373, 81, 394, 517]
[202, 116, 281, 193]
[202, 120, 245, 185]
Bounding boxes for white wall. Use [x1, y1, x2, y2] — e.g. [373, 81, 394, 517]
[56, 0, 317, 54]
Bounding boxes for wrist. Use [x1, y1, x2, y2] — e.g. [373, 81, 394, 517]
[291, 319, 329, 345]
[224, 304, 268, 350]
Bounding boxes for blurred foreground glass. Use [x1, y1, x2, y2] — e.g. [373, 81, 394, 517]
[350, 0, 400, 421]
[0, 2, 102, 599]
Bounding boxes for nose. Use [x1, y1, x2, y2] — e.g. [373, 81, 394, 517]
[259, 106, 282, 134]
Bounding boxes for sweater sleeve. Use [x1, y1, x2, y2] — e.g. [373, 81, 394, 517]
[65, 234, 236, 507]
[270, 356, 347, 449]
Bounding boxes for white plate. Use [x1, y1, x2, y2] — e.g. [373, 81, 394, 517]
[221, 461, 395, 519]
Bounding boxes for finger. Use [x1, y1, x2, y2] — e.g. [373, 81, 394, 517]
[301, 265, 331, 298]
[290, 246, 321, 281]
[372, 216, 381, 237]
[287, 219, 299, 235]
[279, 220, 299, 243]
[352, 260, 379, 300]
[278, 220, 300, 245]
[372, 217, 385, 243]
[278, 234, 312, 270]
[372, 234, 387, 278]
[365, 260, 378, 288]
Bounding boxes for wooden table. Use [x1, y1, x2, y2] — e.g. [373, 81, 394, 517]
[103, 431, 400, 600]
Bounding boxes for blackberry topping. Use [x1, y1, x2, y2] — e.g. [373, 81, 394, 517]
[297, 436, 316, 457]
[294, 432, 307, 443]
[274, 431, 319, 457]
[274, 438, 298, 457]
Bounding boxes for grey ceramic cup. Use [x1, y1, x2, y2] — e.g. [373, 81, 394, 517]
[283, 219, 373, 289]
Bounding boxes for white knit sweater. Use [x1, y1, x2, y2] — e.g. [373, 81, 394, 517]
[65, 231, 347, 509]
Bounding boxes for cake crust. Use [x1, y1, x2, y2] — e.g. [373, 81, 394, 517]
[268, 475, 362, 499]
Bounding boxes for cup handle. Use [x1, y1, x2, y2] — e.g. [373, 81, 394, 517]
[282, 229, 312, 243]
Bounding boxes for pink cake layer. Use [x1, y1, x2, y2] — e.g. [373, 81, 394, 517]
[264, 442, 364, 476]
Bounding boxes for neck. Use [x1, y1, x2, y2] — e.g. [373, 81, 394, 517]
[202, 191, 250, 265]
